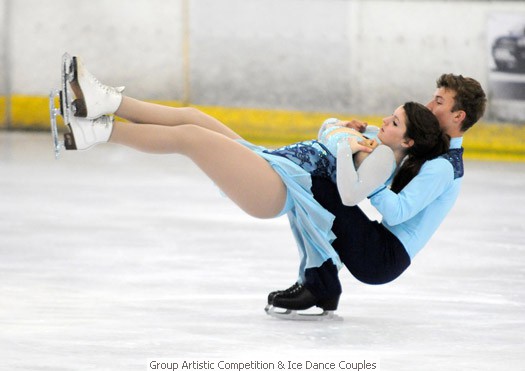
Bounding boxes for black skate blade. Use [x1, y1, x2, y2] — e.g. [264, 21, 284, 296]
[265, 305, 343, 321]
[63, 130, 78, 150]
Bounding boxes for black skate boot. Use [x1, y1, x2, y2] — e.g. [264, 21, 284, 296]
[266, 284, 341, 321]
[265, 259, 342, 321]
[272, 284, 339, 311]
[266, 282, 300, 306]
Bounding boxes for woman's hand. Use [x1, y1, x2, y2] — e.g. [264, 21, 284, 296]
[361, 138, 379, 150]
[348, 137, 376, 154]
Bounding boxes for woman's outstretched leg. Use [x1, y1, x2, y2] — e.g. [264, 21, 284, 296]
[69, 55, 242, 139]
[116, 97, 242, 140]
[65, 55, 286, 217]
[109, 121, 287, 219]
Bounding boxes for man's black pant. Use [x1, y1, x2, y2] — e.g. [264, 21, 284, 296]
[304, 177, 411, 296]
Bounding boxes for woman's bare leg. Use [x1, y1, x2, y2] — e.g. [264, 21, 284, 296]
[69, 57, 241, 139]
[116, 97, 242, 140]
[109, 121, 287, 219]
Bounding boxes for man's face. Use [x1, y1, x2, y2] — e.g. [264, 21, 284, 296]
[426, 87, 457, 133]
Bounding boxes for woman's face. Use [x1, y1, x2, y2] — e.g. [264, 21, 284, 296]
[378, 105, 411, 151]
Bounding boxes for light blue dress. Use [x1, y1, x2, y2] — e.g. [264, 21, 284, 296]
[237, 118, 382, 282]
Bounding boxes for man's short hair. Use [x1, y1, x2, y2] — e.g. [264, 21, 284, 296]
[437, 74, 487, 132]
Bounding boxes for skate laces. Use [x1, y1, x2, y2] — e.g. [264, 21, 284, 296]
[281, 283, 304, 298]
[93, 115, 113, 127]
[84, 66, 123, 96]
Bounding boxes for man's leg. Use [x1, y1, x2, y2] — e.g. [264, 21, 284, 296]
[311, 177, 411, 285]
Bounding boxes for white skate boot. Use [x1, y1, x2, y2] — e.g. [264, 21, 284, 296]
[68, 55, 124, 119]
[63, 115, 114, 151]
[50, 53, 115, 157]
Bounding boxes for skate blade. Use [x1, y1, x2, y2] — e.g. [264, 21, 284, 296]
[49, 53, 78, 158]
[61, 53, 76, 121]
[49, 89, 64, 159]
[265, 305, 343, 321]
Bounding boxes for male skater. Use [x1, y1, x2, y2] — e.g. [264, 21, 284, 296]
[269, 74, 487, 316]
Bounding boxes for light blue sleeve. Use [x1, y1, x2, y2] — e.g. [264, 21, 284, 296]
[370, 158, 454, 225]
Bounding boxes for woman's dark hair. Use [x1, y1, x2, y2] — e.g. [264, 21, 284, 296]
[390, 102, 450, 193]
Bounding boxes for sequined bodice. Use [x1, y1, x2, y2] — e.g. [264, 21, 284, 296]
[318, 119, 380, 157]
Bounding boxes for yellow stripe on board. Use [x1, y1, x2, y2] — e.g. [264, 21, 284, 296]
[8, 95, 50, 129]
[3, 95, 525, 162]
[0, 96, 6, 127]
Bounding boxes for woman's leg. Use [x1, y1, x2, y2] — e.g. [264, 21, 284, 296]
[116, 97, 242, 140]
[69, 56, 242, 140]
[110, 121, 287, 219]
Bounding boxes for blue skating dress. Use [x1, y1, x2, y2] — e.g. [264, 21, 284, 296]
[237, 118, 380, 282]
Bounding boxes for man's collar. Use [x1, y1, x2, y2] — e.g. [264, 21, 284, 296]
[450, 136, 463, 149]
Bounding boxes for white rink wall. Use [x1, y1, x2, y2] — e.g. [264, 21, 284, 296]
[1, 0, 525, 116]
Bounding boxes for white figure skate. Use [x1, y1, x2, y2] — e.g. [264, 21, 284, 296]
[68, 55, 124, 119]
[49, 53, 114, 158]
[63, 115, 114, 151]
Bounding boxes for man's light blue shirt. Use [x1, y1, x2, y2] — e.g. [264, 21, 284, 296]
[370, 137, 464, 259]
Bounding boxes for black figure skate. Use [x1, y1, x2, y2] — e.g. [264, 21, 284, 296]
[265, 283, 342, 321]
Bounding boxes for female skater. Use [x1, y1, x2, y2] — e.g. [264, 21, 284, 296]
[59, 55, 449, 315]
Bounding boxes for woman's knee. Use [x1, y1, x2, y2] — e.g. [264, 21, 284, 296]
[172, 124, 206, 152]
[178, 106, 201, 118]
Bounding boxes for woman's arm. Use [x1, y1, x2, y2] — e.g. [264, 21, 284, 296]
[336, 140, 396, 206]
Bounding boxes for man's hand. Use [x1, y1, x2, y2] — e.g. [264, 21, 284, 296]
[342, 119, 368, 133]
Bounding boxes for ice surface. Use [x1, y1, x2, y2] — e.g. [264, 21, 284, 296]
[1, 132, 524, 370]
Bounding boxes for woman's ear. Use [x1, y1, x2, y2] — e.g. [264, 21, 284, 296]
[403, 138, 415, 148]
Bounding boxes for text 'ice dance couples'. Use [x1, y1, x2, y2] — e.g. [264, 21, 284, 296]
[50, 53, 486, 320]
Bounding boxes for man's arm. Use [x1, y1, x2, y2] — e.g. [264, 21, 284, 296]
[369, 158, 454, 225]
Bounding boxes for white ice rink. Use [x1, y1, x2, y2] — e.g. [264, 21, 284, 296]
[1, 131, 524, 371]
